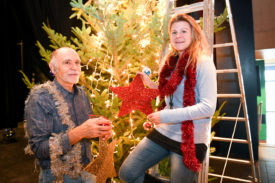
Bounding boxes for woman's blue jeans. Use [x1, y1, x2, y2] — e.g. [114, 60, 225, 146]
[119, 137, 198, 183]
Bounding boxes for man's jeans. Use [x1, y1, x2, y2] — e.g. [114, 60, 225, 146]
[119, 137, 198, 183]
[38, 168, 96, 183]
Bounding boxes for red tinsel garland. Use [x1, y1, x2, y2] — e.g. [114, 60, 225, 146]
[158, 52, 201, 172]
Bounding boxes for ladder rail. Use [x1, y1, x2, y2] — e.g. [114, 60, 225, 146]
[171, 2, 204, 15]
[217, 116, 246, 121]
[210, 155, 252, 164]
[208, 173, 253, 183]
[216, 68, 238, 73]
[202, 2, 214, 182]
[214, 42, 234, 48]
[212, 136, 248, 144]
[203, 0, 215, 50]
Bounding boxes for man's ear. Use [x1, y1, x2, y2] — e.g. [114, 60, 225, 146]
[49, 63, 57, 75]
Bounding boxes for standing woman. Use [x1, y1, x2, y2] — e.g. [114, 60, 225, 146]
[119, 13, 217, 183]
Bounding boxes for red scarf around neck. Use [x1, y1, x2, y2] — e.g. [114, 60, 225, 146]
[158, 52, 201, 172]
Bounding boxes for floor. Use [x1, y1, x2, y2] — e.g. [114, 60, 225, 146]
[0, 122, 274, 183]
[266, 112, 275, 144]
[258, 144, 275, 183]
[0, 123, 39, 183]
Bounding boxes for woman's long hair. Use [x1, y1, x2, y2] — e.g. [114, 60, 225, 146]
[165, 13, 210, 73]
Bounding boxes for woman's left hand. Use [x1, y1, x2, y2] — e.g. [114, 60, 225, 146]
[147, 111, 161, 125]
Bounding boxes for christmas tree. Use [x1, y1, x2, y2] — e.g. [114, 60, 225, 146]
[35, 1, 167, 182]
[23, 0, 228, 182]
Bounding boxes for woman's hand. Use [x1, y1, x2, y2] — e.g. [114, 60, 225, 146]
[137, 72, 158, 89]
[147, 111, 161, 125]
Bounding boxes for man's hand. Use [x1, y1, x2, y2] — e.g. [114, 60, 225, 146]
[68, 117, 113, 145]
[81, 117, 112, 138]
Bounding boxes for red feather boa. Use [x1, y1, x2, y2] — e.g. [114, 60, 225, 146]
[158, 52, 201, 172]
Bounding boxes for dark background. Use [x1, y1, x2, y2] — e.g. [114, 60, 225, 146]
[2, 0, 259, 159]
[2, 0, 82, 129]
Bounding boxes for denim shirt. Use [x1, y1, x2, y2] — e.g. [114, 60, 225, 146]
[24, 79, 93, 169]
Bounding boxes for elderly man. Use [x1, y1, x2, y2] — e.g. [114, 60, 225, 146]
[24, 47, 112, 183]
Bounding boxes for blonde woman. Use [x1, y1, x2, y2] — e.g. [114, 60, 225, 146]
[119, 14, 217, 183]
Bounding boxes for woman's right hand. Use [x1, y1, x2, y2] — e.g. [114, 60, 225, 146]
[137, 72, 158, 89]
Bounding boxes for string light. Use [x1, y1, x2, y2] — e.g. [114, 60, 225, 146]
[139, 37, 151, 48]
[136, 5, 145, 16]
[105, 100, 111, 108]
[132, 34, 137, 39]
[95, 34, 103, 48]
[81, 58, 93, 70]
[77, 1, 169, 180]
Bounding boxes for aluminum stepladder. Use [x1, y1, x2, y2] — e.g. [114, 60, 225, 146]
[150, 0, 257, 182]
[207, 0, 258, 182]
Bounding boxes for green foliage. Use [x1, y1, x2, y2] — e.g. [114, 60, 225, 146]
[36, 41, 52, 64]
[214, 8, 228, 33]
[198, 7, 228, 33]
[158, 157, 171, 178]
[19, 70, 35, 89]
[211, 101, 227, 128]
[46, 1, 167, 177]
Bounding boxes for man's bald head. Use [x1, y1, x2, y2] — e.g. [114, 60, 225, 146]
[48, 47, 81, 91]
[49, 47, 79, 72]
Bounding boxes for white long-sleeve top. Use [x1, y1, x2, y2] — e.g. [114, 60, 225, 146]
[156, 56, 217, 145]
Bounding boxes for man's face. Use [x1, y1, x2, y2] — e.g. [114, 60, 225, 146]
[53, 48, 81, 88]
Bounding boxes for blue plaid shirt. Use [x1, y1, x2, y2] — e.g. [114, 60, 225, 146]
[25, 79, 93, 169]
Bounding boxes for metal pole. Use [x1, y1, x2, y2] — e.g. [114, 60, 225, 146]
[17, 40, 24, 71]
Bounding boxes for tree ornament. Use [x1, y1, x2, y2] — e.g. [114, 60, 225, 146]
[143, 121, 153, 131]
[142, 66, 151, 76]
[84, 139, 117, 183]
[110, 74, 159, 117]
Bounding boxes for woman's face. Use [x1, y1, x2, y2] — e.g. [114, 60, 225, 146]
[170, 21, 192, 54]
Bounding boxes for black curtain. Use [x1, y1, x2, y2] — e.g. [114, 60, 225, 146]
[2, 0, 82, 129]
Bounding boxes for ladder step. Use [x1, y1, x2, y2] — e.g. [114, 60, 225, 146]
[208, 173, 253, 182]
[210, 155, 252, 164]
[212, 137, 248, 144]
[171, 2, 204, 15]
[213, 42, 234, 48]
[216, 69, 238, 74]
[216, 116, 246, 121]
[217, 94, 242, 98]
